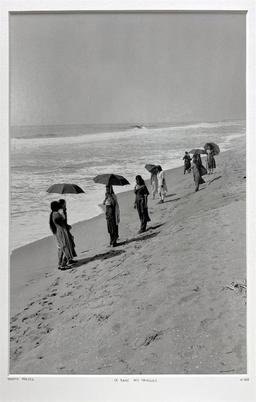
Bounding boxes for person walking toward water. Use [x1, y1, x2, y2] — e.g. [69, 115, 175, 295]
[183, 151, 192, 174]
[59, 199, 77, 261]
[157, 165, 168, 203]
[134, 175, 151, 233]
[191, 154, 206, 192]
[206, 149, 216, 174]
[103, 185, 120, 247]
[150, 171, 158, 199]
[49, 201, 75, 269]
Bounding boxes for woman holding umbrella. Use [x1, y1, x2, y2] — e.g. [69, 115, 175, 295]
[103, 185, 120, 247]
[204, 142, 219, 174]
[47, 182, 84, 266]
[150, 169, 158, 199]
[145, 164, 158, 199]
[134, 175, 151, 233]
[49, 201, 74, 269]
[206, 149, 216, 174]
[93, 173, 129, 247]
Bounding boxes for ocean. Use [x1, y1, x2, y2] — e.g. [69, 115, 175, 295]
[10, 120, 245, 251]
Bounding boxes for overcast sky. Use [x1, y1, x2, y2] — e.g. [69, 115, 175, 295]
[10, 12, 246, 126]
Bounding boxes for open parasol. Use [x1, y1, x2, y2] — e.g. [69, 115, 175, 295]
[189, 148, 207, 155]
[47, 183, 85, 194]
[93, 174, 130, 186]
[204, 142, 220, 155]
[145, 164, 159, 174]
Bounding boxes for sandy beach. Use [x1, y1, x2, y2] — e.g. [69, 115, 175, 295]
[10, 136, 246, 375]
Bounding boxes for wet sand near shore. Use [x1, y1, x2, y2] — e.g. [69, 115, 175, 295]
[10, 137, 246, 374]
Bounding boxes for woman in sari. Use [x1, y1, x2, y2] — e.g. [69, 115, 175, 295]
[134, 175, 151, 233]
[192, 153, 206, 192]
[150, 171, 158, 199]
[59, 198, 77, 261]
[157, 165, 168, 203]
[206, 149, 216, 174]
[49, 201, 74, 269]
[103, 185, 120, 247]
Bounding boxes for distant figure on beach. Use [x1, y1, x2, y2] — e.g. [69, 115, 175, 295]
[59, 199, 77, 261]
[183, 151, 192, 174]
[134, 175, 151, 233]
[49, 201, 76, 269]
[103, 185, 120, 247]
[191, 154, 206, 192]
[150, 170, 158, 199]
[206, 149, 216, 174]
[157, 166, 168, 203]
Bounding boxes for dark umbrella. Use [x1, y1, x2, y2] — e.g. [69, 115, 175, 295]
[204, 142, 220, 155]
[93, 174, 130, 186]
[47, 183, 85, 194]
[189, 148, 207, 155]
[145, 164, 159, 174]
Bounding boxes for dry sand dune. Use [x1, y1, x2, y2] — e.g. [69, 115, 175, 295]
[10, 137, 246, 374]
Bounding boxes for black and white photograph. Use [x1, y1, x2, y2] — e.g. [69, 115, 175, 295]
[1, 1, 256, 401]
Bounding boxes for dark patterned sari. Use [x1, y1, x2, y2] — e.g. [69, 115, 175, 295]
[134, 184, 151, 231]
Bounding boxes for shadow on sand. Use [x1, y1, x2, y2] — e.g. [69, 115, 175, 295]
[207, 175, 222, 185]
[117, 231, 160, 247]
[162, 197, 181, 203]
[165, 193, 177, 198]
[66, 230, 161, 270]
[147, 223, 165, 230]
[61, 249, 126, 270]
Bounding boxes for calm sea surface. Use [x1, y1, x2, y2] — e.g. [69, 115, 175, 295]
[10, 120, 245, 250]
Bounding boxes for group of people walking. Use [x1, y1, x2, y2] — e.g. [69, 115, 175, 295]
[98, 169, 168, 249]
[49, 150, 216, 269]
[101, 171, 164, 248]
[183, 149, 216, 192]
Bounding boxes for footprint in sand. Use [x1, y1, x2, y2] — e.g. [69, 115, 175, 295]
[112, 323, 121, 333]
[11, 315, 19, 323]
[52, 278, 60, 287]
[94, 313, 111, 323]
[199, 318, 214, 330]
[60, 291, 73, 297]
[142, 330, 164, 346]
[178, 292, 198, 305]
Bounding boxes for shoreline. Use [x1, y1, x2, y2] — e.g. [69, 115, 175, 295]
[10, 144, 240, 254]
